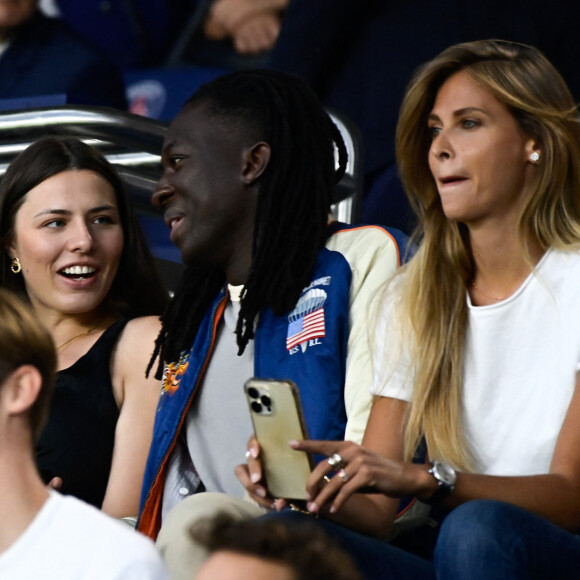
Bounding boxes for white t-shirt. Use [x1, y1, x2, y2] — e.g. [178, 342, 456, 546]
[372, 248, 580, 475]
[0, 492, 169, 580]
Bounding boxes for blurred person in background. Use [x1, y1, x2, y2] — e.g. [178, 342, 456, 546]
[0, 0, 127, 108]
[39, 0, 196, 69]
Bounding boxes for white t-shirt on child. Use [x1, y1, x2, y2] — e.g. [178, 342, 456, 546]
[0, 492, 169, 579]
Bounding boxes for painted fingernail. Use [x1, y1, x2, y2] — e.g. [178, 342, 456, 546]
[255, 487, 266, 498]
[307, 502, 317, 512]
[250, 447, 259, 458]
[251, 472, 261, 483]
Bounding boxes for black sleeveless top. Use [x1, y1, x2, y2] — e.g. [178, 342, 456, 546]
[36, 319, 128, 508]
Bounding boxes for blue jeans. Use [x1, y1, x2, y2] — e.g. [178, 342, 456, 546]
[434, 500, 580, 579]
[262, 510, 435, 580]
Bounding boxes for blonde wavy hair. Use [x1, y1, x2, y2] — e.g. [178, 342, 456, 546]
[395, 39, 580, 469]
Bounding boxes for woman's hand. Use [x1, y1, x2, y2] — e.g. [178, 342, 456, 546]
[235, 435, 287, 511]
[291, 439, 431, 515]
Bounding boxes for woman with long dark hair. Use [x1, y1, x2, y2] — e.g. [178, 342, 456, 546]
[0, 136, 169, 518]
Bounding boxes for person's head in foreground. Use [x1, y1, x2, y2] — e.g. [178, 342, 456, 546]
[192, 513, 362, 580]
[0, 287, 56, 445]
[0, 287, 170, 577]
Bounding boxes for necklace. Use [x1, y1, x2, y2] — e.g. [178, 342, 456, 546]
[470, 282, 508, 302]
[56, 326, 99, 353]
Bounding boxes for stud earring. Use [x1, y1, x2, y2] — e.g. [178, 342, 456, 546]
[10, 257, 21, 274]
[530, 151, 540, 163]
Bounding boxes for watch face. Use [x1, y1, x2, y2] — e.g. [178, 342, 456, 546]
[434, 462, 457, 486]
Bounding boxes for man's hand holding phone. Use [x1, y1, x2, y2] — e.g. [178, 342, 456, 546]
[236, 378, 313, 508]
[234, 435, 287, 511]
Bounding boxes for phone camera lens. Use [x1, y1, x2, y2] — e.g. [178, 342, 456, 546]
[260, 395, 271, 407]
[248, 387, 259, 399]
[251, 401, 262, 413]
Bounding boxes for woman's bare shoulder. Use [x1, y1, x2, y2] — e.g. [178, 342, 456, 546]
[119, 315, 161, 343]
[114, 316, 162, 369]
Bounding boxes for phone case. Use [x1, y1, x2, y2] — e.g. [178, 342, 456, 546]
[244, 378, 313, 500]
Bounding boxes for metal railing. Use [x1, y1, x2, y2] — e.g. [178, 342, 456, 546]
[0, 105, 362, 222]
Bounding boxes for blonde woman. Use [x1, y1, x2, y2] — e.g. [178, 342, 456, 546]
[242, 40, 580, 578]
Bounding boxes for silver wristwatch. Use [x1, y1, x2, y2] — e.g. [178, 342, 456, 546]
[425, 461, 456, 504]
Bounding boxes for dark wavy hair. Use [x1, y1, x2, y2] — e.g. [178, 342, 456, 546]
[0, 136, 168, 317]
[191, 512, 362, 580]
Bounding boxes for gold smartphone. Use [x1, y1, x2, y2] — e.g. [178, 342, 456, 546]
[244, 378, 313, 500]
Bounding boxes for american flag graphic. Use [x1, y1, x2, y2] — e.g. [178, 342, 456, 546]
[286, 307, 326, 350]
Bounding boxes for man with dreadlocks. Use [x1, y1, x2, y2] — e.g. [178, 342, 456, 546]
[136, 70, 405, 555]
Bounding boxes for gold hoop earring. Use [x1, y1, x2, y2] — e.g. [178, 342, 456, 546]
[10, 257, 21, 274]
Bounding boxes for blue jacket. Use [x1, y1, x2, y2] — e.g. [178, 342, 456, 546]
[138, 223, 407, 538]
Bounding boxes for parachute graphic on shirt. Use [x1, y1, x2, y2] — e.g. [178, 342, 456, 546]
[287, 288, 327, 352]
